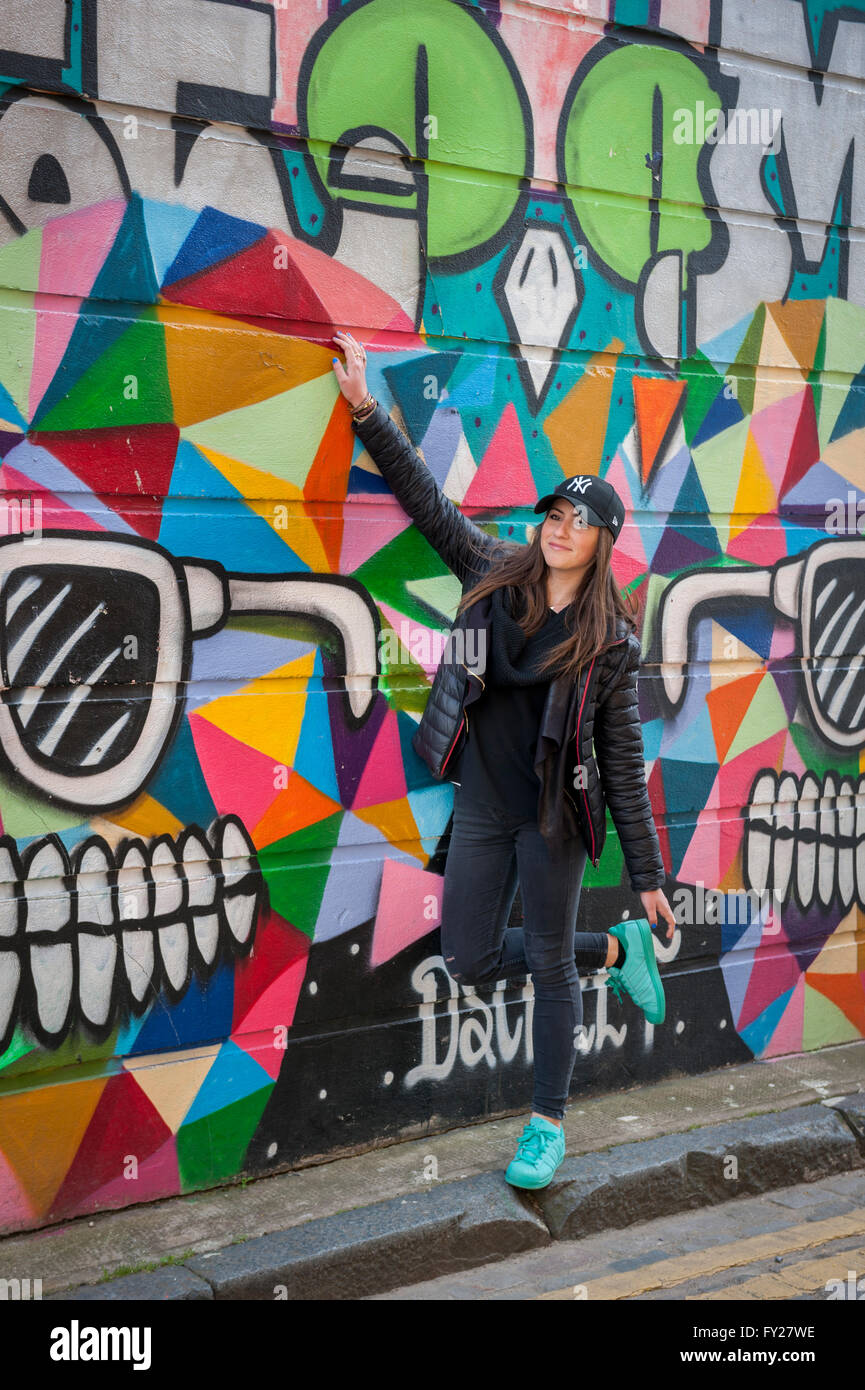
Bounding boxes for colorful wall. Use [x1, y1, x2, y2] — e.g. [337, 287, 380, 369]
[0, 0, 862, 1235]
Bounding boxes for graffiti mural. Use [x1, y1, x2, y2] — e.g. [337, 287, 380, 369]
[0, 0, 862, 1234]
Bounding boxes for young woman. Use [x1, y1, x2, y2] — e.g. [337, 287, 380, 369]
[332, 330, 676, 1190]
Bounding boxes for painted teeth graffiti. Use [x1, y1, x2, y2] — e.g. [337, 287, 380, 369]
[744, 770, 865, 913]
[0, 815, 262, 1052]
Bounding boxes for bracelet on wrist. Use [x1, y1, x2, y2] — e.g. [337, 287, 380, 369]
[350, 393, 376, 421]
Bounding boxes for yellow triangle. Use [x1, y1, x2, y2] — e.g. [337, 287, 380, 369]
[730, 431, 776, 537]
[123, 1044, 221, 1133]
[751, 313, 809, 414]
[193, 651, 315, 763]
[805, 905, 860, 975]
[97, 794, 185, 843]
[821, 427, 865, 491]
[195, 444, 332, 571]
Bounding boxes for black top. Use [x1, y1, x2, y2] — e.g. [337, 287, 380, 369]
[450, 605, 570, 820]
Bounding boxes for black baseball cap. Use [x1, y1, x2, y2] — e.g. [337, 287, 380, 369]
[533, 474, 625, 543]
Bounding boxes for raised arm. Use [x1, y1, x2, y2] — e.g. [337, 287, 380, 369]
[332, 331, 496, 587]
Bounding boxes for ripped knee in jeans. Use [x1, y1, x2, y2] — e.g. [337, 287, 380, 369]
[444, 953, 465, 983]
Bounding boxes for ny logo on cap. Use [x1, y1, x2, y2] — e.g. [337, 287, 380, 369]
[565, 476, 592, 494]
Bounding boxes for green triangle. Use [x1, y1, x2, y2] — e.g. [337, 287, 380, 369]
[803, 984, 861, 1048]
[726, 302, 766, 417]
[723, 674, 788, 764]
[181, 372, 335, 483]
[353, 523, 453, 626]
[0, 769, 83, 838]
[405, 571, 462, 621]
[34, 309, 171, 431]
[681, 351, 724, 445]
[177, 1084, 274, 1191]
[0, 224, 43, 292]
[377, 612, 434, 714]
[691, 416, 750, 518]
[788, 718, 859, 783]
[0, 294, 35, 423]
[258, 811, 344, 938]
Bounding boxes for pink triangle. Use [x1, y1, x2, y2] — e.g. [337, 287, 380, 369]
[39, 199, 128, 297]
[727, 513, 787, 566]
[605, 448, 637, 512]
[717, 728, 787, 815]
[769, 620, 797, 660]
[30, 293, 83, 420]
[610, 547, 648, 590]
[371, 857, 443, 967]
[761, 972, 805, 1057]
[0, 1146, 36, 1232]
[738, 938, 800, 1030]
[189, 713, 283, 826]
[350, 706, 408, 809]
[231, 958, 308, 1052]
[378, 600, 446, 681]
[463, 403, 536, 509]
[676, 809, 722, 885]
[0, 462, 106, 532]
[749, 388, 809, 496]
[84, 1136, 180, 1213]
[340, 506, 411, 573]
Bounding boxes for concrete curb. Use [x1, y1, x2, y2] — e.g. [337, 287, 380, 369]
[46, 1093, 865, 1301]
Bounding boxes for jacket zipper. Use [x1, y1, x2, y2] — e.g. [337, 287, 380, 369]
[441, 708, 466, 773]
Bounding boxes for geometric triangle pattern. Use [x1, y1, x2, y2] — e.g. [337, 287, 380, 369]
[1, 183, 864, 1244]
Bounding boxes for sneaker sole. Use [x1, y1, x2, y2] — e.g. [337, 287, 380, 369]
[632, 916, 665, 1025]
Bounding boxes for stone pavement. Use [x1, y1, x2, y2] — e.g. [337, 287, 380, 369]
[1, 1039, 862, 1300]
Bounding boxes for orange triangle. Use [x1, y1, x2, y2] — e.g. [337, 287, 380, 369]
[252, 770, 344, 849]
[303, 395, 356, 571]
[633, 377, 687, 484]
[765, 299, 824, 375]
[706, 670, 765, 764]
[0, 1076, 108, 1215]
[159, 304, 331, 428]
[543, 338, 624, 474]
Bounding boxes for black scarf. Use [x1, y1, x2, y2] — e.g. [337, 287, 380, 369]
[488, 585, 569, 686]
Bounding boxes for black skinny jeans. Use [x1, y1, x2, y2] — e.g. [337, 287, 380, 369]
[440, 787, 611, 1122]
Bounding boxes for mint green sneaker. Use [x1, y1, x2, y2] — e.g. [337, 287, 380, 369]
[607, 917, 665, 1025]
[505, 1116, 566, 1190]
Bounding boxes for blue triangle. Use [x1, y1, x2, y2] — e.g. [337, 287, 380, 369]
[660, 758, 716, 874]
[347, 463, 393, 497]
[661, 700, 718, 764]
[90, 192, 159, 304]
[829, 363, 865, 442]
[674, 458, 712, 514]
[739, 986, 795, 1057]
[182, 1040, 270, 1123]
[397, 708, 434, 791]
[439, 355, 497, 411]
[140, 198, 201, 285]
[31, 300, 146, 428]
[691, 382, 744, 449]
[147, 717, 218, 828]
[163, 206, 268, 286]
[383, 352, 461, 443]
[292, 649, 340, 801]
[128, 960, 235, 1055]
[0, 380, 27, 430]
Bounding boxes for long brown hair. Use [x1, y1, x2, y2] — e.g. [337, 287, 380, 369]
[454, 517, 640, 684]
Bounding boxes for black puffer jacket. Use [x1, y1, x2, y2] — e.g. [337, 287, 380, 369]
[351, 400, 666, 893]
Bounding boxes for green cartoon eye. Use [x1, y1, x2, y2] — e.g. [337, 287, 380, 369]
[301, 0, 530, 261]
